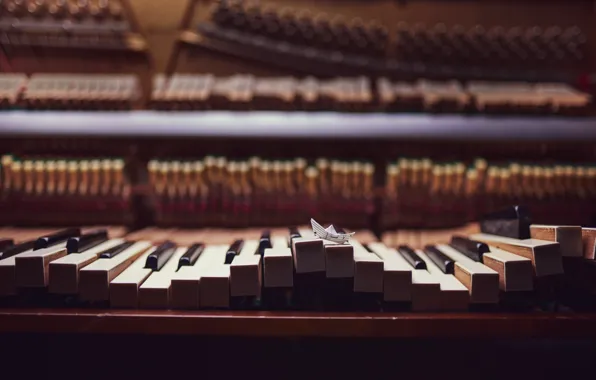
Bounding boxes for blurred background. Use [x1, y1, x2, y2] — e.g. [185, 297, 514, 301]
[0, 0, 595, 239]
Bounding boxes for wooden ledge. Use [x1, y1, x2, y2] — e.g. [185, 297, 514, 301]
[1, 309, 596, 338]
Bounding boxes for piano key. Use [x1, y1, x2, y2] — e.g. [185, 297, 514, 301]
[423, 245, 455, 274]
[0, 242, 39, 296]
[480, 205, 531, 239]
[481, 246, 533, 291]
[15, 243, 68, 288]
[470, 233, 563, 277]
[396, 245, 426, 269]
[139, 247, 188, 308]
[351, 240, 383, 293]
[49, 239, 125, 294]
[79, 241, 153, 302]
[145, 241, 177, 271]
[288, 227, 301, 246]
[403, 257, 442, 311]
[177, 243, 205, 269]
[66, 229, 108, 253]
[530, 225, 583, 258]
[436, 244, 499, 304]
[0, 239, 36, 260]
[34, 228, 81, 250]
[417, 249, 469, 311]
[293, 229, 325, 309]
[109, 246, 157, 308]
[200, 246, 232, 309]
[449, 235, 490, 262]
[258, 230, 272, 257]
[367, 242, 412, 303]
[262, 237, 293, 310]
[230, 240, 260, 297]
[224, 239, 244, 264]
[170, 245, 227, 309]
[582, 228, 596, 259]
[323, 240, 354, 310]
[99, 241, 136, 258]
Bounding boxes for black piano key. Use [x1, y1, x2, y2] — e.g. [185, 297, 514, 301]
[66, 229, 108, 253]
[34, 228, 81, 250]
[145, 241, 177, 271]
[0, 238, 14, 253]
[258, 231, 272, 256]
[178, 243, 205, 269]
[449, 235, 490, 262]
[423, 245, 455, 274]
[288, 227, 301, 247]
[480, 205, 531, 239]
[0, 239, 36, 260]
[99, 241, 135, 259]
[225, 239, 244, 264]
[397, 245, 426, 270]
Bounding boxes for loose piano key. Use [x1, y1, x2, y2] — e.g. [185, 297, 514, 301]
[139, 247, 188, 309]
[262, 237, 293, 309]
[436, 244, 499, 304]
[480, 205, 531, 240]
[178, 243, 205, 269]
[423, 245, 455, 274]
[417, 250, 469, 311]
[292, 229, 325, 309]
[396, 245, 426, 270]
[15, 244, 68, 288]
[323, 239, 354, 310]
[99, 241, 136, 258]
[34, 228, 81, 250]
[66, 229, 108, 253]
[230, 240, 261, 308]
[49, 239, 125, 294]
[110, 246, 158, 308]
[145, 241, 177, 270]
[367, 243, 412, 305]
[530, 225, 583, 258]
[470, 233, 563, 277]
[170, 245, 227, 309]
[481, 247, 533, 292]
[79, 241, 153, 302]
[582, 228, 596, 259]
[449, 236, 490, 262]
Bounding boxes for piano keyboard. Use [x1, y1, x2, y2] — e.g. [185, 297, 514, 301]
[0, 204, 592, 312]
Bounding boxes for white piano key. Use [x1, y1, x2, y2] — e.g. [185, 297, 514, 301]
[367, 243, 412, 302]
[139, 247, 188, 308]
[49, 239, 125, 294]
[79, 241, 152, 301]
[471, 233, 563, 277]
[170, 245, 226, 309]
[437, 244, 499, 304]
[351, 240, 383, 293]
[0, 250, 34, 296]
[530, 225, 583, 258]
[200, 264, 231, 308]
[324, 240, 354, 278]
[397, 248, 441, 311]
[109, 246, 157, 308]
[230, 240, 262, 297]
[15, 242, 68, 288]
[264, 247, 293, 288]
[417, 249, 469, 311]
[482, 247, 533, 292]
[292, 235, 325, 273]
